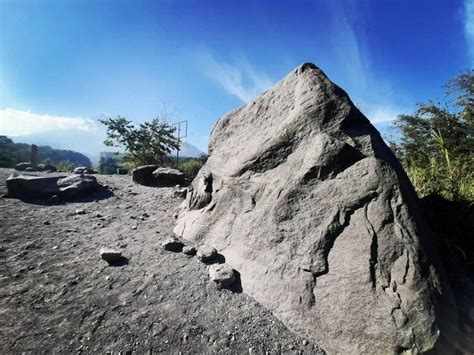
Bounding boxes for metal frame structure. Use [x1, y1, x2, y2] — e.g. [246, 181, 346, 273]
[171, 120, 188, 165]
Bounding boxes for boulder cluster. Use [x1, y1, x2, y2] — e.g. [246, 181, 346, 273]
[161, 236, 237, 287]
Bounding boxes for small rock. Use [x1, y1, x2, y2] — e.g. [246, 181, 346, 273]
[209, 263, 236, 286]
[131, 225, 137, 230]
[161, 237, 184, 252]
[303, 340, 308, 346]
[95, 213, 102, 218]
[182, 246, 197, 256]
[43, 220, 51, 225]
[100, 247, 122, 263]
[75, 209, 86, 215]
[196, 245, 217, 262]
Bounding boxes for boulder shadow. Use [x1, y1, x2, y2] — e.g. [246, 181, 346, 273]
[7, 185, 115, 206]
[108, 256, 129, 267]
[203, 253, 226, 265]
[222, 270, 243, 294]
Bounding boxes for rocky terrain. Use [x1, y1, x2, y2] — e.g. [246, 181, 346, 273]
[0, 168, 324, 354]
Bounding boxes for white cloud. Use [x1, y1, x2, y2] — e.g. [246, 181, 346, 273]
[364, 105, 408, 124]
[465, 0, 474, 65]
[199, 52, 274, 102]
[0, 108, 98, 136]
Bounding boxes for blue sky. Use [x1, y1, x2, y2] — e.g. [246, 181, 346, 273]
[0, 0, 473, 153]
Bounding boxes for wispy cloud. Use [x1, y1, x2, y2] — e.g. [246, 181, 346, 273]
[465, 0, 474, 65]
[198, 52, 274, 103]
[328, 1, 410, 123]
[0, 108, 98, 136]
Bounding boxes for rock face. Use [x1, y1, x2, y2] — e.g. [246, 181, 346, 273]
[175, 63, 455, 353]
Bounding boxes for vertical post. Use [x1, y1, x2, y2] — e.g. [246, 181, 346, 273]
[31, 144, 38, 167]
[176, 124, 181, 167]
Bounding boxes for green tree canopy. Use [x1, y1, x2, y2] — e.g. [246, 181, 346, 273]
[99, 116, 179, 168]
[391, 70, 474, 201]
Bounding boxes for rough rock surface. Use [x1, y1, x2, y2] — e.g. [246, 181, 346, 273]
[153, 167, 185, 186]
[175, 63, 456, 353]
[131, 165, 159, 186]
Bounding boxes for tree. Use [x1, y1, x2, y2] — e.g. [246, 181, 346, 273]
[391, 70, 474, 201]
[99, 116, 179, 168]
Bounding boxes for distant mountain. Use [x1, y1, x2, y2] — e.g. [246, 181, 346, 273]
[12, 129, 207, 165]
[170, 141, 207, 158]
[12, 129, 112, 166]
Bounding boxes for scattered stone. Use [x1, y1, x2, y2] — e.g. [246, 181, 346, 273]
[73, 166, 94, 174]
[131, 225, 137, 230]
[196, 245, 217, 262]
[209, 263, 236, 286]
[161, 237, 184, 252]
[15, 162, 33, 171]
[37, 163, 57, 172]
[100, 248, 122, 264]
[75, 209, 86, 215]
[43, 220, 50, 225]
[174, 188, 187, 198]
[182, 245, 197, 256]
[95, 213, 102, 218]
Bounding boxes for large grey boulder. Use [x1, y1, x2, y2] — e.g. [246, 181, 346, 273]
[153, 167, 185, 185]
[6, 173, 98, 198]
[175, 63, 456, 353]
[131, 165, 159, 185]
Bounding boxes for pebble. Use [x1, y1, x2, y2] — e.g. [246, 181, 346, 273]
[196, 245, 218, 262]
[182, 245, 197, 256]
[75, 209, 86, 215]
[209, 263, 236, 286]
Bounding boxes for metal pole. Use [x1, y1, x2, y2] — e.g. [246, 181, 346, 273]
[177, 140, 180, 166]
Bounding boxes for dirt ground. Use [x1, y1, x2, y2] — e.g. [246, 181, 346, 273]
[0, 168, 325, 354]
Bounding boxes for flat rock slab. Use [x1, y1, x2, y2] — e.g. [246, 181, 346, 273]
[6, 174, 65, 198]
